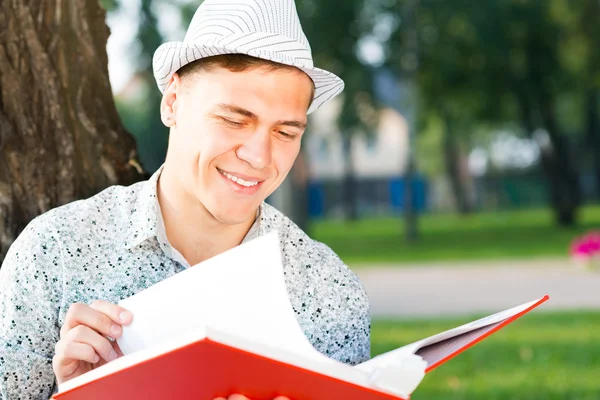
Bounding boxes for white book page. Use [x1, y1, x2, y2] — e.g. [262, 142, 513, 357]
[407, 297, 544, 349]
[356, 297, 545, 371]
[116, 231, 331, 364]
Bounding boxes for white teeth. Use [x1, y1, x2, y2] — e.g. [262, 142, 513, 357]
[220, 170, 259, 187]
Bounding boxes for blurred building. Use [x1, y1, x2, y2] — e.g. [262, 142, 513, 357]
[306, 99, 409, 179]
[303, 93, 427, 219]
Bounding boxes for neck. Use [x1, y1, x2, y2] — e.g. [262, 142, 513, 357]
[156, 164, 257, 266]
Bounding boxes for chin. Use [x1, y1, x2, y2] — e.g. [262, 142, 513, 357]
[206, 201, 259, 226]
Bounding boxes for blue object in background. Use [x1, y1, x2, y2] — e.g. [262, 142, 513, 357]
[308, 182, 325, 218]
[389, 176, 427, 213]
[307, 176, 428, 218]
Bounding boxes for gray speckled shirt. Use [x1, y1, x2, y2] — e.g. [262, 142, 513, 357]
[0, 167, 371, 400]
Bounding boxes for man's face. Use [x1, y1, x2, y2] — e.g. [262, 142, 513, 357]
[163, 65, 313, 225]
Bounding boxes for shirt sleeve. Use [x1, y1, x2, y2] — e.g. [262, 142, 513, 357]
[312, 242, 372, 365]
[326, 269, 371, 365]
[0, 216, 64, 400]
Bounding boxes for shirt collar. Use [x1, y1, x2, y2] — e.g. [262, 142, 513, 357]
[125, 165, 265, 250]
[124, 165, 164, 250]
[242, 206, 262, 243]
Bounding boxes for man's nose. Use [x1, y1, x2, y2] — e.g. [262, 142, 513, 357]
[235, 129, 272, 170]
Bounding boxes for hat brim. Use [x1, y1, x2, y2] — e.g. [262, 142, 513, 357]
[152, 39, 344, 115]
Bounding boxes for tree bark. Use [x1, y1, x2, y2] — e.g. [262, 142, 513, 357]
[0, 0, 145, 262]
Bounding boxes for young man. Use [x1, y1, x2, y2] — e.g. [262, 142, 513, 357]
[0, 0, 371, 399]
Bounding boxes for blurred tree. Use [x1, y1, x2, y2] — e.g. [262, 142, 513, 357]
[363, 0, 426, 240]
[130, 0, 170, 173]
[0, 1, 145, 263]
[385, 0, 595, 226]
[441, 114, 475, 214]
[385, 1, 505, 215]
[400, 0, 420, 242]
[504, 0, 582, 226]
[557, 0, 600, 200]
[107, 0, 169, 173]
[105, 0, 197, 173]
[298, 0, 378, 222]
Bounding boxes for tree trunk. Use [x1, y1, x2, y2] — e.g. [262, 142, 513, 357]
[442, 118, 473, 214]
[342, 134, 358, 220]
[586, 89, 600, 199]
[0, 0, 145, 262]
[515, 85, 580, 226]
[538, 94, 581, 226]
[265, 147, 309, 232]
[291, 148, 309, 233]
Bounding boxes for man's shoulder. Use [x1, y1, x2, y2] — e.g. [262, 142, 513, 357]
[262, 204, 371, 365]
[262, 203, 335, 260]
[262, 203, 367, 294]
[12, 180, 147, 250]
[33, 180, 146, 227]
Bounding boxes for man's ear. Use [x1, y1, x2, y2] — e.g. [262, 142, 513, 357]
[160, 73, 183, 127]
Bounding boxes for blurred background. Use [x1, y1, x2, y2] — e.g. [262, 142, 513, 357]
[2, 0, 600, 398]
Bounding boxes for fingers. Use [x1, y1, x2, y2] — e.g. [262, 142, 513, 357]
[54, 324, 119, 377]
[54, 300, 132, 385]
[60, 301, 132, 340]
[67, 324, 119, 363]
[54, 341, 99, 367]
[88, 300, 133, 326]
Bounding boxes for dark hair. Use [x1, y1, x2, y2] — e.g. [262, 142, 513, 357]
[176, 54, 315, 104]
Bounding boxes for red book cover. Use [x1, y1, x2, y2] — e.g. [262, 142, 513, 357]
[52, 295, 549, 400]
[53, 337, 401, 400]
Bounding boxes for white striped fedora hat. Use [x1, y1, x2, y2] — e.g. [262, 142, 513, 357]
[152, 0, 344, 115]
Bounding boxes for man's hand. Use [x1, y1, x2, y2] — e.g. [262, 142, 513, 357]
[214, 395, 290, 400]
[52, 300, 133, 384]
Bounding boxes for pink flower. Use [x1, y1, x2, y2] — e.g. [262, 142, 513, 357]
[570, 231, 600, 259]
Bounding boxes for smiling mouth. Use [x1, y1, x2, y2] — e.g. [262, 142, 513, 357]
[217, 168, 261, 188]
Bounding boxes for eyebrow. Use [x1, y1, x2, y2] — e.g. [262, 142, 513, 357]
[278, 120, 307, 129]
[217, 103, 256, 118]
[216, 103, 307, 129]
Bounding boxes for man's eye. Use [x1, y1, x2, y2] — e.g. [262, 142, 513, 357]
[222, 118, 243, 127]
[279, 131, 296, 139]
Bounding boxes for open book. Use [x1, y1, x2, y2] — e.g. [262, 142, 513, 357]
[52, 232, 549, 400]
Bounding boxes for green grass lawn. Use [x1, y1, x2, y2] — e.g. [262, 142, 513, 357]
[311, 205, 600, 266]
[371, 311, 600, 400]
